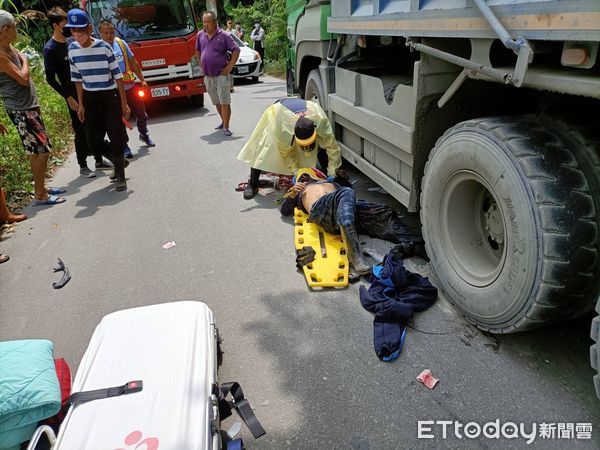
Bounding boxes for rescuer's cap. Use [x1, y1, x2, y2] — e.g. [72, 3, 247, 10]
[65, 9, 91, 28]
[294, 117, 317, 147]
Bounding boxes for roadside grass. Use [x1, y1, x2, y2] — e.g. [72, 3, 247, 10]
[264, 59, 285, 79]
[0, 70, 72, 205]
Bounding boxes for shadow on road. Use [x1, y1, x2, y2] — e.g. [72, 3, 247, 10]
[237, 286, 599, 448]
[74, 183, 132, 219]
[199, 131, 245, 145]
[239, 192, 280, 212]
[144, 100, 209, 125]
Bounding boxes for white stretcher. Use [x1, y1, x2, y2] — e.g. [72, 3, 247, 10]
[27, 301, 264, 450]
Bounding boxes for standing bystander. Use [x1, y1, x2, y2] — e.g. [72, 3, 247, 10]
[250, 20, 265, 62]
[235, 24, 245, 40]
[196, 11, 239, 137]
[225, 17, 234, 33]
[223, 17, 236, 93]
[98, 20, 155, 158]
[0, 10, 65, 206]
[44, 6, 103, 178]
[66, 9, 130, 191]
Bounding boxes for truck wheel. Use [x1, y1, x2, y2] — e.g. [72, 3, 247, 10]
[547, 120, 600, 307]
[304, 69, 325, 108]
[421, 117, 597, 333]
[190, 94, 204, 108]
[549, 121, 600, 398]
[592, 298, 600, 398]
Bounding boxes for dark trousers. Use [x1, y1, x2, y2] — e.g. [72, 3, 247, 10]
[83, 89, 127, 181]
[254, 42, 264, 61]
[308, 187, 356, 234]
[125, 87, 148, 137]
[67, 106, 98, 167]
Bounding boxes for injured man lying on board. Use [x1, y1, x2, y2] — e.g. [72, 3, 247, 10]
[280, 168, 425, 276]
[279, 168, 371, 275]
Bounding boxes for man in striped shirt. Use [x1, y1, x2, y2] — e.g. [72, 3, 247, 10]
[66, 8, 130, 191]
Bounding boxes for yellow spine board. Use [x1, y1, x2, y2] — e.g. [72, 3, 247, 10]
[294, 208, 349, 288]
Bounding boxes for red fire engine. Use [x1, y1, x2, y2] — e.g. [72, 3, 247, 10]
[82, 0, 205, 106]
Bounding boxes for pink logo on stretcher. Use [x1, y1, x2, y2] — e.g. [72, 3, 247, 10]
[115, 430, 159, 450]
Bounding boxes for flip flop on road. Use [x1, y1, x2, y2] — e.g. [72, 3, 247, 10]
[0, 254, 9, 264]
[33, 195, 66, 207]
[47, 187, 67, 195]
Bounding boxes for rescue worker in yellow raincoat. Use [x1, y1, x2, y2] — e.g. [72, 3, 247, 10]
[237, 97, 342, 199]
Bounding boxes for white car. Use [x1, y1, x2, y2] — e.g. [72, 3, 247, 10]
[230, 33, 262, 82]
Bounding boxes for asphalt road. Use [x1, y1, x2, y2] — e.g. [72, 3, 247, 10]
[0, 76, 598, 449]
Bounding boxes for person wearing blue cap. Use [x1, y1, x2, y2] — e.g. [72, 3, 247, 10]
[43, 6, 110, 178]
[65, 8, 130, 191]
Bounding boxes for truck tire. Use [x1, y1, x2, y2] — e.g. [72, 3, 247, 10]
[549, 121, 600, 398]
[592, 298, 600, 398]
[304, 69, 325, 107]
[547, 119, 600, 307]
[421, 117, 597, 333]
[190, 94, 204, 108]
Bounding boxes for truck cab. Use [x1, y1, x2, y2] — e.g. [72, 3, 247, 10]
[82, 0, 205, 106]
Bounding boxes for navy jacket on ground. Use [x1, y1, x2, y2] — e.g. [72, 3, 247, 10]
[359, 253, 437, 361]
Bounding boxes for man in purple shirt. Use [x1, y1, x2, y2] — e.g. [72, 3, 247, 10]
[196, 11, 239, 136]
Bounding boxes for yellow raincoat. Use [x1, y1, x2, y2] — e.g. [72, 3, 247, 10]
[237, 100, 341, 176]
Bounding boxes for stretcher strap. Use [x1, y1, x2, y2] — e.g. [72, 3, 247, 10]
[216, 382, 266, 439]
[67, 380, 143, 407]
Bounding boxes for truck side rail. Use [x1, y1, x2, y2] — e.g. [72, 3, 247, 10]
[327, 0, 600, 42]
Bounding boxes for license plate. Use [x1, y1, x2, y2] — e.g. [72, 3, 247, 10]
[237, 65, 249, 74]
[142, 58, 166, 67]
[151, 87, 170, 98]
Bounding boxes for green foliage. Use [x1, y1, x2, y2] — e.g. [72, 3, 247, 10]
[264, 59, 285, 78]
[0, 1, 78, 52]
[225, 0, 287, 75]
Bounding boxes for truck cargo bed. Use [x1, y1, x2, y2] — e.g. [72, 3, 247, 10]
[328, 0, 600, 41]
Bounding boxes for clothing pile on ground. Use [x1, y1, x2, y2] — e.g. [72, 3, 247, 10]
[360, 253, 437, 361]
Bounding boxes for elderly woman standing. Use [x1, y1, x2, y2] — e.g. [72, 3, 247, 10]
[0, 10, 65, 206]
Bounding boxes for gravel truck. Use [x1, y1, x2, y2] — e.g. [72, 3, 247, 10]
[286, 0, 600, 393]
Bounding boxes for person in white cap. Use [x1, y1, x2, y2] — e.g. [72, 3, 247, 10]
[0, 10, 66, 206]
